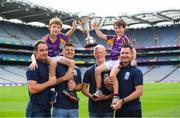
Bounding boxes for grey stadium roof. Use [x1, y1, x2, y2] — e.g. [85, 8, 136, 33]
[0, 0, 79, 26]
[0, 0, 180, 28]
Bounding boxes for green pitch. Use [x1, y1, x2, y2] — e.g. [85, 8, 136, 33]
[0, 83, 180, 117]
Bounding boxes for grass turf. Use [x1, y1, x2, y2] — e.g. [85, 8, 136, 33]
[0, 83, 180, 117]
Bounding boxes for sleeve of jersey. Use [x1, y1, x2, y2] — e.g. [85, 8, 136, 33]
[40, 34, 49, 41]
[59, 33, 68, 44]
[83, 69, 90, 83]
[133, 68, 143, 86]
[106, 35, 114, 45]
[122, 35, 134, 47]
[26, 68, 38, 81]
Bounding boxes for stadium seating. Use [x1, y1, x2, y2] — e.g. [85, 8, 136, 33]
[161, 65, 180, 82]
[0, 21, 179, 84]
[125, 26, 179, 47]
[142, 65, 176, 82]
[0, 65, 26, 84]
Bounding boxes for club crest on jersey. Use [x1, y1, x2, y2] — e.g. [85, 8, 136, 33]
[124, 72, 130, 80]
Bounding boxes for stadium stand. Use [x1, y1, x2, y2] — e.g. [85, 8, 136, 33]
[0, 0, 179, 85]
[126, 26, 179, 47]
[0, 22, 179, 84]
[69, 30, 84, 47]
[16, 24, 47, 39]
[143, 65, 175, 82]
[161, 65, 180, 82]
[0, 65, 26, 84]
[139, 66, 156, 75]
[0, 22, 32, 44]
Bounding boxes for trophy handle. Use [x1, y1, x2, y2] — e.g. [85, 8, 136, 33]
[78, 17, 90, 33]
[78, 17, 97, 48]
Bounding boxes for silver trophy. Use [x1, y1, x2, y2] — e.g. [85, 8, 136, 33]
[78, 17, 97, 48]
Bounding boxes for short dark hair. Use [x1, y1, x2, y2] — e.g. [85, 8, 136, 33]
[121, 45, 133, 53]
[34, 40, 47, 51]
[64, 42, 74, 48]
[114, 18, 127, 28]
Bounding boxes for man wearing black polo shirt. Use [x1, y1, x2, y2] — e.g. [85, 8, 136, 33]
[109, 45, 143, 117]
[82, 44, 114, 118]
[26, 40, 56, 117]
[52, 43, 82, 117]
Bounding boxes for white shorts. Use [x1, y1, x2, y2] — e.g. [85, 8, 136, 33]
[104, 60, 120, 70]
[49, 56, 62, 62]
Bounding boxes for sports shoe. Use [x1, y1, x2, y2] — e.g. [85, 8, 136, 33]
[93, 89, 103, 98]
[62, 89, 79, 102]
[49, 88, 57, 104]
[111, 96, 120, 108]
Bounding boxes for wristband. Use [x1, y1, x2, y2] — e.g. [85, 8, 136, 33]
[122, 98, 125, 104]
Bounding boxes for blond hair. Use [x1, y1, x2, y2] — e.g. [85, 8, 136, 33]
[94, 44, 106, 53]
[49, 16, 62, 27]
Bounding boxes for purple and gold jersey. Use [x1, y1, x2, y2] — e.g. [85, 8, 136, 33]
[107, 34, 132, 60]
[41, 33, 68, 57]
